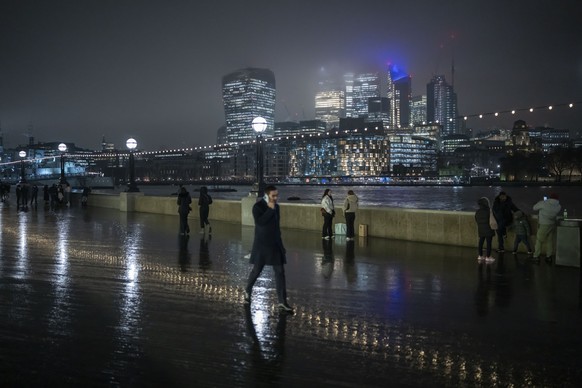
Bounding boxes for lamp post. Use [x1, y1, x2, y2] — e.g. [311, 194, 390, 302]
[58, 143, 68, 185]
[126, 138, 140, 192]
[18, 150, 27, 183]
[252, 117, 267, 198]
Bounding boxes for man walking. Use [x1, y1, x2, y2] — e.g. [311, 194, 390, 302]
[244, 185, 293, 312]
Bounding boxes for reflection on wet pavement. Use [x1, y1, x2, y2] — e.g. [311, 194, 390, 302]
[0, 206, 581, 386]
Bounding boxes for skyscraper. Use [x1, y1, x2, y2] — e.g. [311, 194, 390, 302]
[222, 68, 276, 143]
[387, 64, 411, 129]
[426, 75, 458, 136]
[351, 72, 382, 118]
[315, 90, 345, 129]
[410, 95, 427, 125]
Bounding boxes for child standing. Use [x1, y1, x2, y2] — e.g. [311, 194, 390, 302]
[475, 197, 496, 263]
[512, 211, 532, 255]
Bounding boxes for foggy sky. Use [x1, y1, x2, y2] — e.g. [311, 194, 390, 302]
[1, 0, 581, 150]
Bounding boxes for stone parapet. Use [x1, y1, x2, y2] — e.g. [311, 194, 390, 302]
[88, 192, 535, 249]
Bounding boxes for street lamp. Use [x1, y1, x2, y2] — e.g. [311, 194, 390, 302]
[58, 143, 68, 185]
[252, 116, 267, 197]
[18, 150, 27, 183]
[126, 138, 140, 192]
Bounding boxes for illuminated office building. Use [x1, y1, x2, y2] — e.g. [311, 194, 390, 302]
[427, 75, 458, 136]
[367, 97, 390, 128]
[387, 64, 412, 129]
[222, 68, 276, 143]
[351, 72, 382, 118]
[388, 134, 437, 174]
[344, 73, 354, 118]
[315, 89, 345, 129]
[411, 95, 427, 125]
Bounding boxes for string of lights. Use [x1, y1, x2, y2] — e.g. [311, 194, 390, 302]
[1, 100, 579, 165]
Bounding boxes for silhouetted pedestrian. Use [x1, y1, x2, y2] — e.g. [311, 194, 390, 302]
[43, 185, 49, 205]
[198, 186, 212, 234]
[177, 186, 192, 235]
[492, 191, 519, 252]
[244, 185, 293, 312]
[342, 190, 358, 240]
[511, 210, 532, 255]
[81, 186, 91, 207]
[30, 184, 38, 206]
[475, 197, 495, 263]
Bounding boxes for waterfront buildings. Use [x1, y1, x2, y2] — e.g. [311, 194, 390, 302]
[222, 68, 276, 143]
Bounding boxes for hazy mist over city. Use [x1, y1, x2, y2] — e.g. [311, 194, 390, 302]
[1, 0, 581, 150]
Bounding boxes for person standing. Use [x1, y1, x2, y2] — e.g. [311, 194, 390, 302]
[198, 186, 213, 234]
[43, 185, 50, 205]
[177, 186, 192, 235]
[15, 184, 22, 209]
[64, 183, 71, 206]
[475, 197, 496, 263]
[511, 211, 532, 255]
[244, 185, 293, 312]
[30, 184, 38, 207]
[492, 191, 519, 252]
[532, 193, 561, 263]
[321, 189, 335, 240]
[343, 190, 359, 240]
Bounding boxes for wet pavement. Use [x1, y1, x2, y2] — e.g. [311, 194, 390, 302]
[1, 203, 582, 387]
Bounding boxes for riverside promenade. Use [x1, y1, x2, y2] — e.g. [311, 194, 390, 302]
[1, 203, 581, 387]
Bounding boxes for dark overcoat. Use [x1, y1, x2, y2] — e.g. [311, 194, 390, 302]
[249, 199, 286, 266]
[475, 199, 495, 238]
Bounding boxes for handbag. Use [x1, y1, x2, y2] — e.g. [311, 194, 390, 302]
[320, 208, 326, 216]
[489, 210, 498, 230]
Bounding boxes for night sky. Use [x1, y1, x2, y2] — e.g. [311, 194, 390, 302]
[1, 0, 581, 150]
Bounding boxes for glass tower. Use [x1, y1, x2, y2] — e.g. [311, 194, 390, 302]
[426, 75, 458, 136]
[222, 68, 276, 143]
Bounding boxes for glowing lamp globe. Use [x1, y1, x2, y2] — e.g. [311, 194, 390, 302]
[126, 138, 137, 150]
[252, 117, 267, 133]
[19, 150, 26, 158]
[58, 143, 67, 152]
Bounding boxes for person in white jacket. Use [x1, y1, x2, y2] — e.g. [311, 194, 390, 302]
[321, 189, 335, 239]
[532, 192, 561, 262]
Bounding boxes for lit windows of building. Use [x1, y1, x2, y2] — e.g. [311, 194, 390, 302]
[315, 89, 345, 129]
[411, 95, 427, 126]
[388, 134, 437, 174]
[426, 75, 458, 136]
[222, 68, 276, 144]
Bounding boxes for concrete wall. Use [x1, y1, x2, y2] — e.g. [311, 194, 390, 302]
[88, 192, 533, 250]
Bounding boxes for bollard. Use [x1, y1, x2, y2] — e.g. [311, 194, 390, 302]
[359, 224, 368, 237]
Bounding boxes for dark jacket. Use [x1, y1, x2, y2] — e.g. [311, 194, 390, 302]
[198, 187, 213, 207]
[475, 197, 495, 238]
[492, 195, 519, 225]
[177, 191, 192, 214]
[512, 211, 531, 236]
[249, 199, 286, 266]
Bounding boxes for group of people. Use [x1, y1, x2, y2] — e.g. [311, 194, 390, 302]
[320, 189, 359, 240]
[475, 191, 562, 264]
[176, 186, 213, 236]
[0, 182, 90, 210]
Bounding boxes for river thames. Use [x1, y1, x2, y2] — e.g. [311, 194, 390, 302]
[116, 184, 582, 218]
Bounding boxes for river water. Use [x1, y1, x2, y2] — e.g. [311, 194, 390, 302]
[113, 184, 582, 217]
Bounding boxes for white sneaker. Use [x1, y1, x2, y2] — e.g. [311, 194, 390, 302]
[485, 256, 496, 263]
[477, 255, 485, 262]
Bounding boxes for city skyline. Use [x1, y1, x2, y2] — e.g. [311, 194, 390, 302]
[0, 0, 581, 151]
